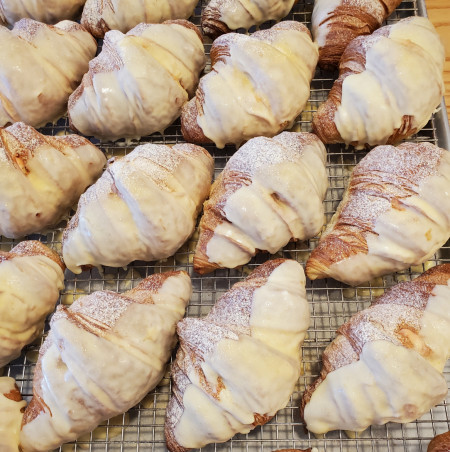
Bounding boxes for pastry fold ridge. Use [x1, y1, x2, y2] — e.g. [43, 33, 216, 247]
[312, 0, 402, 70]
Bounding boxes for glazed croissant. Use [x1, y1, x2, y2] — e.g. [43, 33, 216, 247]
[181, 21, 318, 148]
[202, 0, 296, 38]
[0, 0, 86, 26]
[306, 142, 450, 286]
[301, 264, 450, 434]
[0, 377, 26, 452]
[0, 19, 96, 128]
[165, 259, 310, 451]
[0, 241, 64, 368]
[0, 123, 106, 238]
[68, 20, 205, 141]
[312, 17, 445, 149]
[312, 0, 402, 70]
[62, 143, 213, 274]
[82, 0, 198, 38]
[20, 271, 192, 452]
[194, 132, 328, 274]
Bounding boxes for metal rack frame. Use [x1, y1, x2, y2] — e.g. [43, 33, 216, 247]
[1, 0, 449, 450]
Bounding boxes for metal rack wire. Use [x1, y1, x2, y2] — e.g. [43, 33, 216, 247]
[1, 0, 449, 450]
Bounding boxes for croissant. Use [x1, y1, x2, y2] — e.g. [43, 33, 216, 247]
[0, 0, 86, 26]
[428, 431, 450, 452]
[312, 0, 402, 70]
[0, 19, 96, 128]
[312, 17, 445, 148]
[68, 20, 205, 141]
[165, 259, 310, 451]
[0, 123, 106, 238]
[0, 377, 26, 452]
[202, 0, 296, 38]
[62, 143, 213, 274]
[82, 0, 198, 38]
[0, 241, 64, 368]
[20, 271, 192, 452]
[301, 264, 450, 434]
[181, 21, 318, 148]
[194, 132, 328, 274]
[306, 142, 450, 286]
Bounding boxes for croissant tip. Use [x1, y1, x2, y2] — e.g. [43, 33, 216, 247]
[193, 255, 217, 275]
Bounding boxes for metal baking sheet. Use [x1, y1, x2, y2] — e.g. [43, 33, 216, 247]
[2, 1, 449, 451]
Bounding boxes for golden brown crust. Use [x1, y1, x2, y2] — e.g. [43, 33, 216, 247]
[180, 98, 213, 144]
[0, 241, 64, 271]
[201, 13, 230, 39]
[3, 385, 23, 403]
[305, 142, 446, 281]
[193, 170, 251, 274]
[316, 0, 403, 70]
[428, 431, 450, 452]
[301, 263, 450, 418]
[81, 16, 110, 38]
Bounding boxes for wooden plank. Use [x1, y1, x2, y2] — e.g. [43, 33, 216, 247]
[425, 0, 450, 121]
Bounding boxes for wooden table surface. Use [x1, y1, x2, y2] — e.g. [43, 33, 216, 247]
[425, 0, 450, 122]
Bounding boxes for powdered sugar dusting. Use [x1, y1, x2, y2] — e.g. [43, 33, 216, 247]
[175, 259, 285, 363]
[328, 142, 444, 232]
[342, 0, 386, 22]
[59, 291, 132, 329]
[226, 132, 318, 176]
[310, 264, 450, 375]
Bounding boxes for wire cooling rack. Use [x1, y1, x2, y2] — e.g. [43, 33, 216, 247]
[1, 0, 449, 451]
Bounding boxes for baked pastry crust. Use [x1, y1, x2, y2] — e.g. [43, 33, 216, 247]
[306, 142, 450, 286]
[20, 271, 192, 452]
[312, 17, 445, 149]
[181, 21, 318, 148]
[165, 259, 310, 451]
[0, 0, 86, 26]
[194, 132, 328, 274]
[62, 143, 213, 273]
[202, 0, 296, 38]
[312, 0, 402, 70]
[0, 122, 106, 238]
[428, 431, 450, 452]
[82, 0, 198, 38]
[0, 19, 96, 128]
[301, 264, 450, 434]
[68, 20, 205, 141]
[0, 377, 27, 452]
[0, 241, 64, 368]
